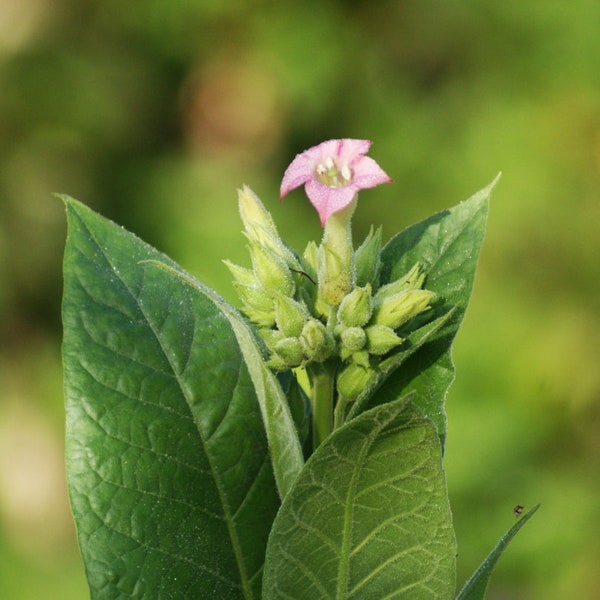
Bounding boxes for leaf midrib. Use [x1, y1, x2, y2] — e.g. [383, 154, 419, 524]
[73, 205, 257, 599]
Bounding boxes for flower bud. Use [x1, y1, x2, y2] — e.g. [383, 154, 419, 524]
[351, 349, 370, 369]
[249, 245, 295, 297]
[375, 263, 425, 300]
[233, 282, 273, 312]
[337, 362, 373, 400]
[273, 337, 305, 368]
[300, 318, 336, 362]
[372, 289, 435, 330]
[240, 303, 276, 328]
[274, 295, 309, 338]
[223, 260, 258, 287]
[365, 324, 404, 355]
[238, 186, 303, 271]
[340, 327, 367, 354]
[238, 185, 278, 238]
[354, 226, 382, 287]
[337, 285, 372, 327]
[260, 327, 284, 349]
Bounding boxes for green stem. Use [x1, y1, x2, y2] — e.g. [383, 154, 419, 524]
[309, 363, 335, 450]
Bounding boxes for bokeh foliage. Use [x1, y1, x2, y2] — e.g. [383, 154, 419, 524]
[0, 1, 598, 598]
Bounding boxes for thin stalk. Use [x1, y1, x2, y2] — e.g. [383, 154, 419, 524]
[333, 394, 350, 429]
[309, 363, 335, 450]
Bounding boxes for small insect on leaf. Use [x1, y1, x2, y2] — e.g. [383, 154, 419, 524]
[513, 504, 524, 517]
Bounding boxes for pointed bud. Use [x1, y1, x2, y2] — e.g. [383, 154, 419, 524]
[275, 295, 309, 338]
[249, 245, 295, 297]
[223, 260, 258, 287]
[354, 226, 382, 287]
[239, 303, 276, 328]
[260, 327, 284, 349]
[351, 349, 371, 369]
[337, 285, 373, 327]
[239, 185, 302, 270]
[337, 362, 373, 400]
[375, 263, 425, 300]
[232, 282, 273, 312]
[303, 240, 319, 274]
[372, 289, 435, 330]
[365, 324, 404, 355]
[238, 185, 278, 237]
[302, 241, 329, 317]
[300, 318, 336, 362]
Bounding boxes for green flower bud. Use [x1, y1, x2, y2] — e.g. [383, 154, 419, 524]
[300, 318, 336, 362]
[337, 285, 373, 327]
[365, 324, 404, 355]
[340, 326, 367, 354]
[302, 240, 319, 274]
[372, 289, 435, 330]
[238, 185, 278, 238]
[337, 362, 373, 400]
[351, 349, 371, 369]
[240, 304, 276, 328]
[259, 327, 284, 348]
[249, 245, 295, 297]
[375, 263, 425, 300]
[267, 354, 292, 371]
[275, 295, 309, 338]
[223, 260, 258, 287]
[354, 226, 382, 287]
[273, 337, 305, 368]
[233, 282, 273, 312]
[238, 187, 303, 271]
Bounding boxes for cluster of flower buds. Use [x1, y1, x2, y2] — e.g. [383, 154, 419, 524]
[225, 186, 435, 391]
[334, 264, 435, 399]
[224, 186, 303, 328]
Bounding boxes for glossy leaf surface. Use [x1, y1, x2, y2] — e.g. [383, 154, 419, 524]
[62, 198, 280, 599]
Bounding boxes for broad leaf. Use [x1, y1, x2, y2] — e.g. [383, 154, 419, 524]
[373, 178, 496, 442]
[141, 259, 305, 499]
[263, 396, 456, 599]
[62, 197, 280, 599]
[455, 504, 540, 600]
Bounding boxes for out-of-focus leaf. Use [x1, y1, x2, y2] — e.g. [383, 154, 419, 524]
[455, 504, 540, 600]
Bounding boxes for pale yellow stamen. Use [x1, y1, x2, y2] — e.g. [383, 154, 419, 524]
[315, 156, 353, 188]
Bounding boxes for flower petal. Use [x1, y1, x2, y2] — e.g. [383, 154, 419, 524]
[305, 180, 358, 225]
[351, 156, 392, 189]
[280, 153, 313, 198]
[336, 139, 372, 165]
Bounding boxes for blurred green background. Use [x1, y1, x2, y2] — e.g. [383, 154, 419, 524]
[1, 1, 598, 598]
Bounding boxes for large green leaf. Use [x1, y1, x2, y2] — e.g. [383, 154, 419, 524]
[455, 504, 540, 600]
[140, 259, 305, 500]
[62, 197, 280, 599]
[263, 396, 456, 599]
[371, 178, 496, 442]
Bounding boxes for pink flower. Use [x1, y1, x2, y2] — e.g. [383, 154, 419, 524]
[280, 139, 391, 226]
